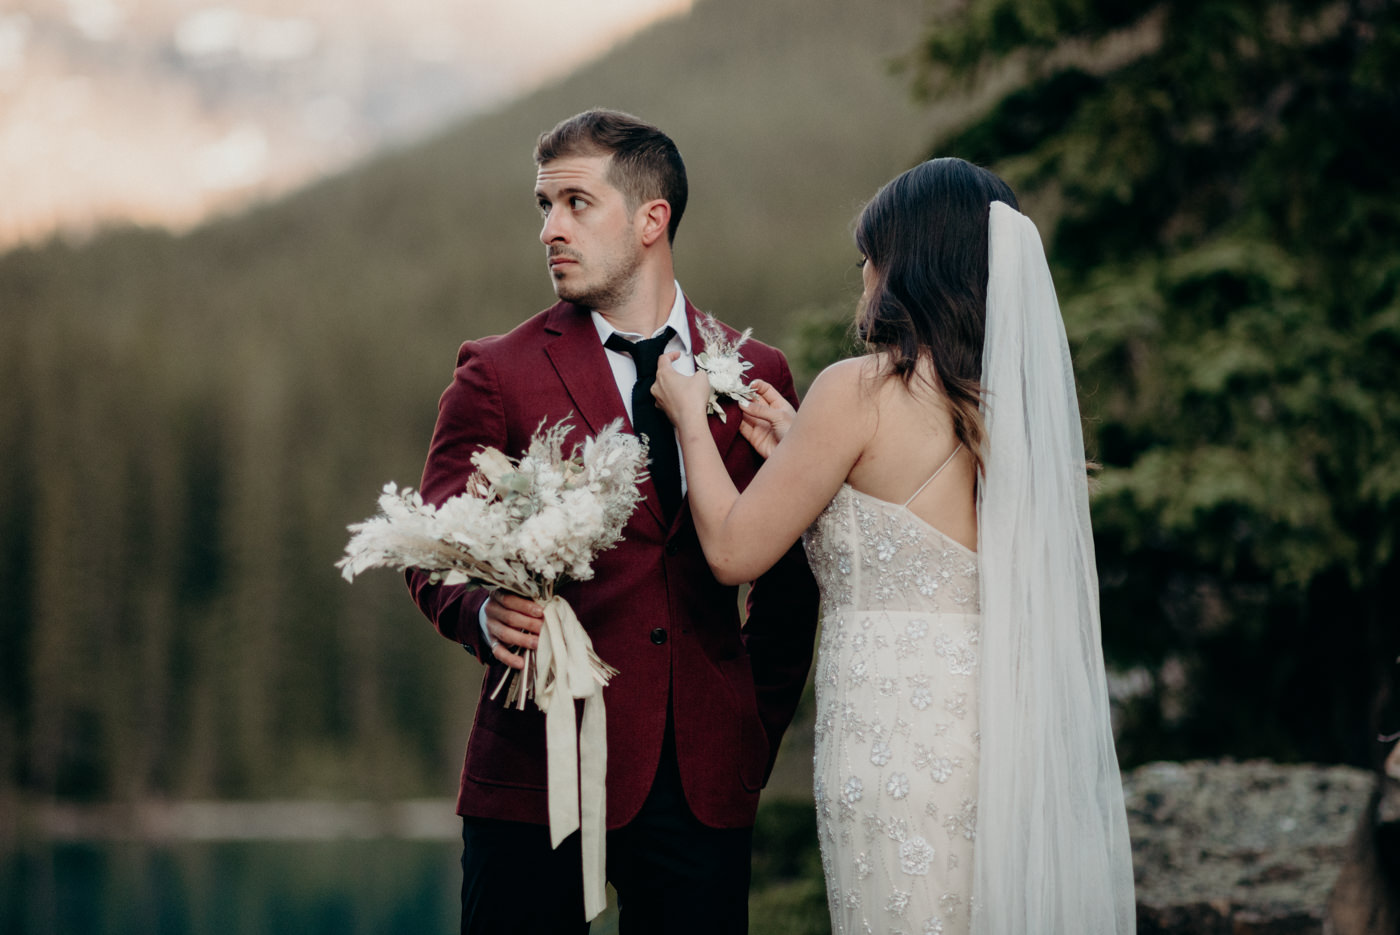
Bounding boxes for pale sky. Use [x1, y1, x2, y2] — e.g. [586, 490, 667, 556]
[0, 0, 695, 247]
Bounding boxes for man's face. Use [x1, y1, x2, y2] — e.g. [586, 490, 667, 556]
[535, 153, 642, 310]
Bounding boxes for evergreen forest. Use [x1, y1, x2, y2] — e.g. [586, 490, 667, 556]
[1, 0, 1397, 814]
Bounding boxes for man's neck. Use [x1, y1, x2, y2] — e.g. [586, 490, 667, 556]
[594, 271, 677, 337]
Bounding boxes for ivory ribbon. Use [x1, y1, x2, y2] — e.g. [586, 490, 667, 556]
[533, 596, 610, 921]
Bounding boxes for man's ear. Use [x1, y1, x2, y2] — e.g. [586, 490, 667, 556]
[637, 200, 671, 247]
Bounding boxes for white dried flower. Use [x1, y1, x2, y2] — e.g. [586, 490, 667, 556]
[693, 315, 757, 422]
[337, 416, 646, 703]
[338, 418, 647, 921]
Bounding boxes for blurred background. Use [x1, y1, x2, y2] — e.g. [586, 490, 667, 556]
[2, 0, 1398, 931]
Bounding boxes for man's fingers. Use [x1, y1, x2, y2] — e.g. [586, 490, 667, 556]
[488, 617, 539, 647]
[482, 591, 542, 670]
[486, 617, 537, 670]
[490, 639, 527, 670]
[491, 590, 544, 618]
[486, 592, 542, 629]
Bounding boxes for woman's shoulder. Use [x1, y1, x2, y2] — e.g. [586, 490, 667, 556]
[795, 356, 892, 435]
[809, 353, 950, 432]
[809, 354, 893, 398]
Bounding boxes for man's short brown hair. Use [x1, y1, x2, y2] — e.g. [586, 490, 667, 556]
[535, 109, 688, 243]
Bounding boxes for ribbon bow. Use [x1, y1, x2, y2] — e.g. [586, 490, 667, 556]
[533, 596, 611, 920]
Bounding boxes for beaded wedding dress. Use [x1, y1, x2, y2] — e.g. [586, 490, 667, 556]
[804, 448, 980, 935]
[800, 201, 1136, 935]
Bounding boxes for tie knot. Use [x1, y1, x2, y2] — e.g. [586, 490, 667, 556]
[606, 327, 674, 377]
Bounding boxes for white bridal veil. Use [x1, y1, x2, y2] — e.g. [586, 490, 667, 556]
[972, 202, 1136, 933]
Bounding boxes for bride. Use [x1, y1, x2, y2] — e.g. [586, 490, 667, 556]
[653, 158, 1135, 934]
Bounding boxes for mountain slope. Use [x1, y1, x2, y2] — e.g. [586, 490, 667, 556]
[0, 0, 937, 799]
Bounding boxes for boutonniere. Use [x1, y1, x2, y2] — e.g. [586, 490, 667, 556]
[694, 315, 757, 422]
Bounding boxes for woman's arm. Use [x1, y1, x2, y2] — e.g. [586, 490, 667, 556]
[653, 354, 875, 584]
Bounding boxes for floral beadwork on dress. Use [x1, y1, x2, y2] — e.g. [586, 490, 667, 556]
[803, 484, 982, 935]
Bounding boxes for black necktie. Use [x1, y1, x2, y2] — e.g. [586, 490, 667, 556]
[606, 327, 680, 519]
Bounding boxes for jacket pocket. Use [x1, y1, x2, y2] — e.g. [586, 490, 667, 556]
[462, 701, 549, 790]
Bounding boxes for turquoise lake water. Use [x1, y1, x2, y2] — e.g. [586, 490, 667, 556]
[2, 840, 462, 935]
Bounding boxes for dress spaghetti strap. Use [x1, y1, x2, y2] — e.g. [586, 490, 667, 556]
[901, 443, 964, 508]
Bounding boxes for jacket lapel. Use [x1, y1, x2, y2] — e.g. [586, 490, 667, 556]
[543, 301, 670, 529]
[542, 302, 628, 437]
[542, 299, 747, 534]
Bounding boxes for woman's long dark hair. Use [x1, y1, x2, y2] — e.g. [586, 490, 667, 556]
[855, 157, 1018, 476]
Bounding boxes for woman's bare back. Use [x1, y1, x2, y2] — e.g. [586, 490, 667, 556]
[844, 355, 979, 552]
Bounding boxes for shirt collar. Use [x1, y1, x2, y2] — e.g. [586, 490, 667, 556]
[591, 281, 692, 353]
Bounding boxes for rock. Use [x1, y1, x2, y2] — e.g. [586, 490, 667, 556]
[1123, 760, 1373, 934]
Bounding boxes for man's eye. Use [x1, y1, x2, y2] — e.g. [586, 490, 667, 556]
[570, 197, 587, 210]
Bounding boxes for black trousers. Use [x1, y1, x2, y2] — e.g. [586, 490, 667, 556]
[460, 732, 753, 935]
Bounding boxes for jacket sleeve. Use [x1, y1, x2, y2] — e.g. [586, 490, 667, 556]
[740, 349, 820, 783]
[404, 339, 505, 662]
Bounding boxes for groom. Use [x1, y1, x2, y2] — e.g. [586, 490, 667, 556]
[406, 109, 819, 934]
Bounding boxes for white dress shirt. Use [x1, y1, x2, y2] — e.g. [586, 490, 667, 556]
[481, 281, 696, 646]
[591, 280, 696, 432]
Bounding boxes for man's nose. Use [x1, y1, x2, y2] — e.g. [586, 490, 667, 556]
[540, 212, 568, 245]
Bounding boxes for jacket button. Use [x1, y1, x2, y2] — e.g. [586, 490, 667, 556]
[650, 627, 668, 645]
[664, 541, 679, 556]
[463, 642, 477, 657]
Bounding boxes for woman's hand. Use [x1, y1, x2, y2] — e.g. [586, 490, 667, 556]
[651, 351, 712, 430]
[738, 378, 796, 459]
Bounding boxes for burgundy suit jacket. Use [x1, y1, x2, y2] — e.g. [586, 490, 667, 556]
[407, 298, 819, 830]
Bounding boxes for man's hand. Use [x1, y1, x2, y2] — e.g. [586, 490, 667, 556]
[737, 378, 796, 459]
[484, 591, 543, 670]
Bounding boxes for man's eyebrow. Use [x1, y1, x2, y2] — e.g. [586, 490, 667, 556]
[535, 185, 594, 200]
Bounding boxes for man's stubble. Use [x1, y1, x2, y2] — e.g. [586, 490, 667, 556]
[552, 227, 644, 312]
